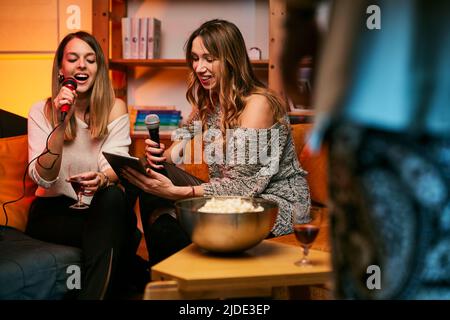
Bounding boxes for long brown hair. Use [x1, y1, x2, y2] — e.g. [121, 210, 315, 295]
[45, 31, 115, 140]
[185, 19, 286, 133]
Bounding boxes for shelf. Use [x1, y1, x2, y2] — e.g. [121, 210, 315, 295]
[110, 58, 269, 69]
[289, 110, 315, 116]
[289, 110, 315, 124]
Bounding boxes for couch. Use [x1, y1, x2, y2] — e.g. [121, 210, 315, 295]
[0, 109, 82, 300]
[1, 108, 330, 299]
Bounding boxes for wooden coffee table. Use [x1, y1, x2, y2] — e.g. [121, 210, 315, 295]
[144, 240, 332, 300]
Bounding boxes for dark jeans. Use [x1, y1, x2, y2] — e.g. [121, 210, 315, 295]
[138, 192, 191, 266]
[26, 186, 137, 299]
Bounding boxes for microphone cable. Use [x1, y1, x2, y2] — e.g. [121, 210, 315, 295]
[1, 122, 63, 237]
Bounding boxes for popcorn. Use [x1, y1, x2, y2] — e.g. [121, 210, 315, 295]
[198, 197, 263, 213]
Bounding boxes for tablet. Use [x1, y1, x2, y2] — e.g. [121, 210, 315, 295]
[102, 151, 204, 186]
[102, 151, 148, 177]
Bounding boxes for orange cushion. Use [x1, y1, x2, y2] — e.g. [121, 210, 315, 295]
[291, 124, 329, 206]
[182, 139, 210, 182]
[291, 123, 314, 157]
[300, 143, 329, 206]
[0, 135, 37, 232]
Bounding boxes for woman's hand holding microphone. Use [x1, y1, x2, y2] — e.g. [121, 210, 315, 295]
[54, 84, 78, 124]
[145, 139, 167, 170]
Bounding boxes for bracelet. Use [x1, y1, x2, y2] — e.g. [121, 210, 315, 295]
[191, 186, 195, 198]
[99, 172, 110, 189]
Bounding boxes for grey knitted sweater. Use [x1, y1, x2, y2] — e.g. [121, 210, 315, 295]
[175, 108, 311, 236]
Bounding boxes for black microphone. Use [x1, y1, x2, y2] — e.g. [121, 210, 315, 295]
[144, 114, 166, 174]
[145, 114, 160, 147]
[60, 77, 77, 122]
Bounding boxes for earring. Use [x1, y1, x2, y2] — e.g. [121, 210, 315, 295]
[58, 74, 64, 83]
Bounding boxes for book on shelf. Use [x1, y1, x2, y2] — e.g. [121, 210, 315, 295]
[134, 124, 180, 131]
[135, 109, 181, 117]
[130, 17, 140, 59]
[121, 17, 131, 59]
[147, 17, 161, 59]
[134, 122, 180, 130]
[129, 106, 178, 128]
[121, 17, 161, 60]
[129, 106, 182, 136]
[135, 117, 180, 125]
[135, 111, 181, 127]
[128, 106, 177, 118]
[134, 110, 181, 123]
[131, 128, 177, 138]
[138, 17, 148, 59]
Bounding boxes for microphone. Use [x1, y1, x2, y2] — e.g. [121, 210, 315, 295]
[145, 114, 161, 147]
[60, 77, 77, 122]
[144, 114, 167, 176]
[144, 114, 166, 174]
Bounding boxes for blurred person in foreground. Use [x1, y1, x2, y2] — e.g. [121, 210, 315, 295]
[281, 0, 450, 299]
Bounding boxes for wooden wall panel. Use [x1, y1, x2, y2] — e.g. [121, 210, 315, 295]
[0, 0, 92, 53]
[269, 0, 286, 101]
[0, 0, 58, 52]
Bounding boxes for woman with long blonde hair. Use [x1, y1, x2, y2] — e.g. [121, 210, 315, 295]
[26, 31, 137, 299]
[123, 20, 310, 265]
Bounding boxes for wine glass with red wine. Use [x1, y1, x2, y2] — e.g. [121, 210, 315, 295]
[293, 207, 322, 267]
[67, 164, 89, 210]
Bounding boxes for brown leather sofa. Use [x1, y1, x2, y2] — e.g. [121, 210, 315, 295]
[0, 109, 82, 299]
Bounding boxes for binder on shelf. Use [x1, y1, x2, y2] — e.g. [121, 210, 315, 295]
[147, 17, 161, 59]
[138, 17, 148, 59]
[130, 17, 140, 59]
[121, 17, 131, 59]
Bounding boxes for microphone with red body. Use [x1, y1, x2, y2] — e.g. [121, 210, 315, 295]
[60, 77, 77, 122]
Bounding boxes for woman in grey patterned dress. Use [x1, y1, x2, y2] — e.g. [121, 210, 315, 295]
[122, 19, 310, 264]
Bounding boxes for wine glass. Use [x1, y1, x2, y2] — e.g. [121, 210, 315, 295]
[293, 206, 322, 267]
[67, 164, 89, 210]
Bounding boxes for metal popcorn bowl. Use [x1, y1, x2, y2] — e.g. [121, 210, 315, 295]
[174, 196, 278, 253]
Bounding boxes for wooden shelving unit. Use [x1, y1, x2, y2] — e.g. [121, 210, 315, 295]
[92, 0, 291, 155]
[93, 0, 284, 97]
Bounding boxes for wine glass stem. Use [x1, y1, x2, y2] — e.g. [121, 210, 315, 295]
[302, 246, 310, 263]
[78, 192, 83, 206]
